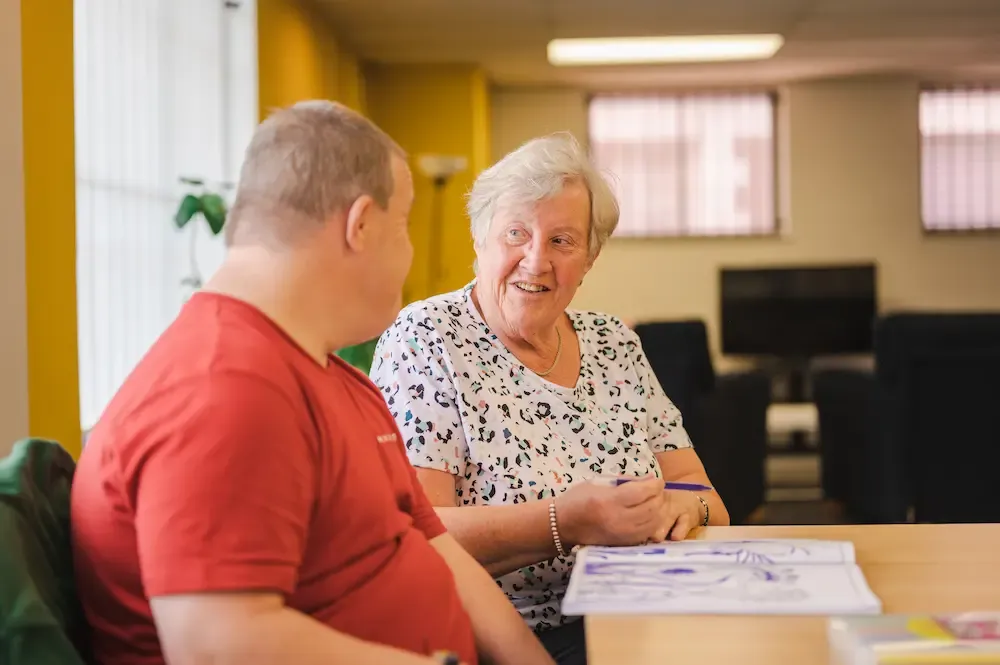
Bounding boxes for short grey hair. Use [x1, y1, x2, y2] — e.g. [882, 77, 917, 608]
[226, 100, 405, 247]
[466, 132, 619, 259]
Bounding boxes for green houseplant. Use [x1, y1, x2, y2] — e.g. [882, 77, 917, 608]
[173, 177, 376, 373]
[174, 177, 230, 290]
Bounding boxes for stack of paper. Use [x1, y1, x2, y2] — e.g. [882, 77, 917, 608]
[828, 613, 1000, 664]
[561, 538, 882, 616]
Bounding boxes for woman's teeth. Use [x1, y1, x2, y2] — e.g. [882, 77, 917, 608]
[514, 282, 549, 293]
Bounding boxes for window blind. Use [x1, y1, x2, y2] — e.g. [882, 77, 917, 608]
[589, 92, 776, 238]
[74, 0, 257, 430]
[920, 86, 1000, 232]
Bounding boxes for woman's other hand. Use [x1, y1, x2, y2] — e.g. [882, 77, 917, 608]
[649, 491, 706, 542]
[556, 477, 665, 547]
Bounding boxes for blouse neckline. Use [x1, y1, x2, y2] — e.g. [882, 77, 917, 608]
[461, 281, 586, 396]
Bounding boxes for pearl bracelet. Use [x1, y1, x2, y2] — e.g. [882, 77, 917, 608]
[548, 499, 568, 557]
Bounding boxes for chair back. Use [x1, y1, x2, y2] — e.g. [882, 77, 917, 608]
[813, 369, 887, 521]
[634, 320, 770, 524]
[633, 320, 716, 425]
[0, 438, 89, 665]
[875, 313, 1000, 523]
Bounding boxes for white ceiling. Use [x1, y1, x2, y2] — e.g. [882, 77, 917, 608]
[314, 0, 1000, 88]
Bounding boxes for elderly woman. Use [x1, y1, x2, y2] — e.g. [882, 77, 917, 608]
[370, 133, 729, 665]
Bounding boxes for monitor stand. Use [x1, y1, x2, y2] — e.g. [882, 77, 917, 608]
[776, 358, 812, 452]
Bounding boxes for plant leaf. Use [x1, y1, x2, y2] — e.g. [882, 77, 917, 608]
[174, 194, 202, 229]
[200, 193, 227, 235]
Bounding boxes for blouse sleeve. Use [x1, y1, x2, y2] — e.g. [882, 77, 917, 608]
[621, 321, 694, 453]
[369, 309, 469, 476]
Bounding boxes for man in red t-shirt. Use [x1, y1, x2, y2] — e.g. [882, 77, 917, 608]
[70, 101, 555, 665]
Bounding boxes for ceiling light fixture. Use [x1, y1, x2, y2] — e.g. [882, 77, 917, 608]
[547, 34, 785, 66]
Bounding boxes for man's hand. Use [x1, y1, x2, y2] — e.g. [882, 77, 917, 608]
[649, 491, 706, 542]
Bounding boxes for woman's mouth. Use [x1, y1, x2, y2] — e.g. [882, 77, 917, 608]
[513, 281, 550, 293]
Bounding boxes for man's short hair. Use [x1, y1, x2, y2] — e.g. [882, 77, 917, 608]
[225, 100, 405, 247]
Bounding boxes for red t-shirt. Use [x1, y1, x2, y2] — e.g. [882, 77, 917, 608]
[70, 293, 477, 665]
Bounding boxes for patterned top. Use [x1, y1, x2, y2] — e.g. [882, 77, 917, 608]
[369, 283, 692, 631]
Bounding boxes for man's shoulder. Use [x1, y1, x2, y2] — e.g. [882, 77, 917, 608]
[95, 298, 309, 447]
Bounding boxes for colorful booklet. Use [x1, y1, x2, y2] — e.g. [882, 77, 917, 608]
[828, 613, 1000, 664]
[561, 538, 882, 616]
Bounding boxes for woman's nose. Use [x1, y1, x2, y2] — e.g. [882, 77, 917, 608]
[520, 241, 552, 271]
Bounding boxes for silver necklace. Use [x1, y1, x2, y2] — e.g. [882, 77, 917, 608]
[535, 326, 562, 377]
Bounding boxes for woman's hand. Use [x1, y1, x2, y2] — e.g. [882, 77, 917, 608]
[556, 477, 666, 547]
[649, 491, 706, 542]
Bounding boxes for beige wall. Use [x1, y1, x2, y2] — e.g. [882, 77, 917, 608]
[492, 77, 1000, 365]
[0, 0, 30, 456]
[493, 88, 590, 154]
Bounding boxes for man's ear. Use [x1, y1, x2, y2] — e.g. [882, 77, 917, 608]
[344, 195, 376, 253]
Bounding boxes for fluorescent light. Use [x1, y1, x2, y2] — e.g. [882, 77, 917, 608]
[547, 34, 784, 66]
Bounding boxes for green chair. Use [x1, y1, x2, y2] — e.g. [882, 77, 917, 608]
[336, 337, 380, 375]
[0, 438, 89, 664]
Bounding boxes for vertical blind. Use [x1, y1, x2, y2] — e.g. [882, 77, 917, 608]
[74, 0, 258, 430]
[920, 86, 1000, 232]
[589, 93, 776, 238]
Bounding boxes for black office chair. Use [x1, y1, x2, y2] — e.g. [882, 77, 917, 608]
[634, 320, 771, 525]
[814, 313, 1000, 524]
[813, 368, 882, 522]
[875, 313, 1000, 523]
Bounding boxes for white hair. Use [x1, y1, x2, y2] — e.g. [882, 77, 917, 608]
[466, 132, 619, 261]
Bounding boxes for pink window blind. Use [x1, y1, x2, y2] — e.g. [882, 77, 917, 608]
[920, 86, 1000, 232]
[589, 92, 776, 238]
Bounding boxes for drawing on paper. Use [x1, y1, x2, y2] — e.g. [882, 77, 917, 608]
[584, 540, 813, 565]
[676, 540, 811, 565]
[575, 561, 810, 604]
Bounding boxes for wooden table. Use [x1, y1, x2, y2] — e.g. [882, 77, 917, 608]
[585, 523, 1000, 665]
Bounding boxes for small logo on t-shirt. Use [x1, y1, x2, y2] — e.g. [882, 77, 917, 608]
[376, 433, 399, 444]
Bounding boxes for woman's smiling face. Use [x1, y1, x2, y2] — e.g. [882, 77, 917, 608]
[474, 178, 595, 338]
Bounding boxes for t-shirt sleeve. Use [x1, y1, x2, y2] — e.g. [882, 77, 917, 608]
[126, 373, 316, 598]
[370, 309, 469, 476]
[621, 321, 694, 453]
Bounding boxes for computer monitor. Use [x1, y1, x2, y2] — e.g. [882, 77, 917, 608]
[720, 264, 878, 358]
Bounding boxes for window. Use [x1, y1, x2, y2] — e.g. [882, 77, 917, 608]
[74, 0, 258, 430]
[589, 92, 776, 238]
[920, 86, 1000, 232]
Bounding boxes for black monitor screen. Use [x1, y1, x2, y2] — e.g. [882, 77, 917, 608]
[720, 264, 877, 357]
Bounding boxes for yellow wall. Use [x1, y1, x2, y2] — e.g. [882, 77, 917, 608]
[365, 64, 491, 302]
[255, 5, 493, 304]
[492, 78, 1000, 368]
[19, 0, 81, 457]
[257, 0, 367, 116]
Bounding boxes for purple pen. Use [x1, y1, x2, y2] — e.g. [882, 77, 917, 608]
[597, 476, 714, 492]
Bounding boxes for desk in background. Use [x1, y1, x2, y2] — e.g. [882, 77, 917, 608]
[585, 523, 1000, 665]
[767, 402, 819, 437]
